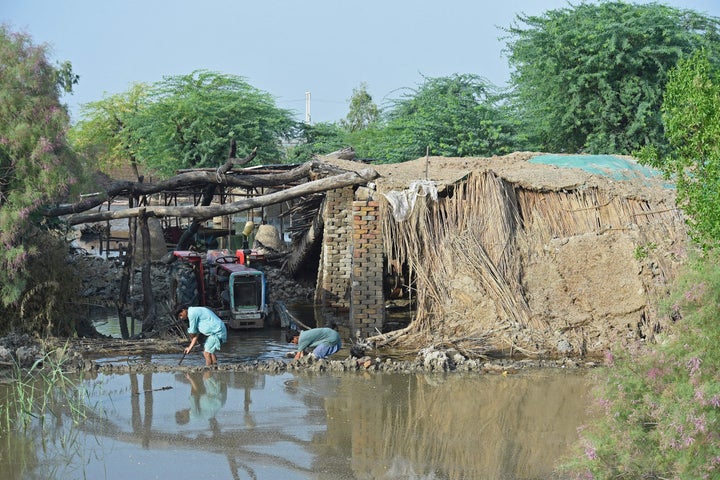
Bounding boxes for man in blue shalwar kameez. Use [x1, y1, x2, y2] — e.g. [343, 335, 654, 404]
[176, 305, 228, 366]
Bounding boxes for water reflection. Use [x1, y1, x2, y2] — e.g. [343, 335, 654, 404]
[175, 371, 228, 426]
[0, 368, 593, 479]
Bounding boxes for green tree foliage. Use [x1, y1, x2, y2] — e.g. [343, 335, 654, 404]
[288, 122, 349, 162]
[352, 74, 520, 163]
[0, 25, 85, 308]
[69, 83, 149, 179]
[72, 71, 298, 177]
[131, 71, 297, 175]
[640, 52, 720, 249]
[504, 2, 720, 154]
[564, 254, 720, 479]
[340, 82, 379, 132]
[565, 51, 720, 480]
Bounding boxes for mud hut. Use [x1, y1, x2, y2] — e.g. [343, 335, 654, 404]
[313, 152, 687, 358]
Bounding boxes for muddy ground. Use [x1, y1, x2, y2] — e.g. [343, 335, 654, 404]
[0, 331, 599, 382]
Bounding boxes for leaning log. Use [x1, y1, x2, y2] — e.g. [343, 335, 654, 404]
[62, 168, 379, 225]
[45, 161, 313, 218]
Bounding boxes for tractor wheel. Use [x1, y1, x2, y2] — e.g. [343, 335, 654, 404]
[170, 262, 199, 308]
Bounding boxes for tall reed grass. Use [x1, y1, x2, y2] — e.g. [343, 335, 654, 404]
[1, 342, 91, 432]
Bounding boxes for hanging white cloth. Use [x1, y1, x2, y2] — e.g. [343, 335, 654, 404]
[382, 180, 438, 222]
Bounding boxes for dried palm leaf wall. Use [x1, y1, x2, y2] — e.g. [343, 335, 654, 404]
[377, 171, 536, 357]
[375, 170, 686, 357]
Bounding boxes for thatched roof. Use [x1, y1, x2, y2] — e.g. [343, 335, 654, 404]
[320, 152, 674, 203]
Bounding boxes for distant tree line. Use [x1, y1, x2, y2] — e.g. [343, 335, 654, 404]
[69, 3, 720, 170]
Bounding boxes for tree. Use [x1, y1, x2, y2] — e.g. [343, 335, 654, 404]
[0, 25, 86, 333]
[340, 82, 379, 132]
[504, 2, 720, 154]
[69, 83, 150, 180]
[639, 51, 720, 249]
[352, 74, 520, 163]
[288, 122, 349, 162]
[86, 71, 299, 177]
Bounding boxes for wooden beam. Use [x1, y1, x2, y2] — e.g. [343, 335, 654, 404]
[64, 168, 379, 226]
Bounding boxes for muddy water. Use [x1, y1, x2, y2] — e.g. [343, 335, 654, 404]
[0, 364, 593, 480]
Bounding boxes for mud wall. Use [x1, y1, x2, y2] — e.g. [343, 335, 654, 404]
[374, 168, 688, 357]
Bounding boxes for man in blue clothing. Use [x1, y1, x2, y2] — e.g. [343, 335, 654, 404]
[176, 305, 228, 366]
[286, 327, 342, 360]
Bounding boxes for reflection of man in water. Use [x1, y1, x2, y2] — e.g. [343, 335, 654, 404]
[175, 371, 227, 425]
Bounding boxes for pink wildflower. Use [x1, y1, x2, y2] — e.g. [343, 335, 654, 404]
[691, 414, 707, 433]
[585, 446, 598, 460]
[684, 282, 706, 302]
[604, 350, 614, 366]
[687, 357, 702, 376]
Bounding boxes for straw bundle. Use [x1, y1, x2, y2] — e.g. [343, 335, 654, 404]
[376, 171, 545, 355]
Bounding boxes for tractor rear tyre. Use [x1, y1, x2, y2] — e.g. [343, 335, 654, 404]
[170, 262, 199, 308]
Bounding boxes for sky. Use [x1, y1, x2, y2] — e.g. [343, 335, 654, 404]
[3, 0, 720, 125]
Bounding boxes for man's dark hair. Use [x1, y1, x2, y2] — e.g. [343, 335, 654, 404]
[285, 329, 299, 343]
[174, 304, 189, 319]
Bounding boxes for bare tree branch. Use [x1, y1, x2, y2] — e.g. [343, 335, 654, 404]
[45, 161, 313, 217]
[63, 168, 379, 226]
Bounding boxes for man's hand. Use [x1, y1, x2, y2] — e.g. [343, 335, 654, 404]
[294, 351, 304, 360]
[185, 334, 198, 354]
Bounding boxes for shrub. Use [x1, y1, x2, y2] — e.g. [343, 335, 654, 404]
[563, 253, 720, 479]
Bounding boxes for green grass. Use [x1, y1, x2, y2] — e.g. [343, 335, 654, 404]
[1, 342, 91, 432]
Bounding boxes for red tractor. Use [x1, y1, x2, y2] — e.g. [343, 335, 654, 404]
[170, 249, 267, 329]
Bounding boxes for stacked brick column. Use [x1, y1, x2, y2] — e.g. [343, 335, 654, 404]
[315, 186, 355, 327]
[315, 187, 385, 337]
[349, 199, 385, 337]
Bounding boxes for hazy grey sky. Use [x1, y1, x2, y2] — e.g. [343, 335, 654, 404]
[3, 0, 719, 124]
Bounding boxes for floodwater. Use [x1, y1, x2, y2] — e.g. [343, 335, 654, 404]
[0, 327, 595, 480]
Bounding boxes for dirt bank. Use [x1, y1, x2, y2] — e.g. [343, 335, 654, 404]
[0, 333, 598, 380]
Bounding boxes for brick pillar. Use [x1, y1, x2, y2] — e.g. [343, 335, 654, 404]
[315, 186, 354, 327]
[350, 199, 385, 338]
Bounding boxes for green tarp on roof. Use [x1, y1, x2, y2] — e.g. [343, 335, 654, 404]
[529, 154, 665, 182]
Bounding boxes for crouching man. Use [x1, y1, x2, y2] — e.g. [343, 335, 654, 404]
[176, 305, 227, 366]
[287, 327, 342, 360]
